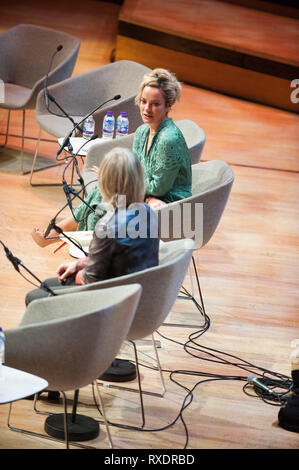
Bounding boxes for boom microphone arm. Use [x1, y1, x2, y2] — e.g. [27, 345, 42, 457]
[0, 241, 56, 296]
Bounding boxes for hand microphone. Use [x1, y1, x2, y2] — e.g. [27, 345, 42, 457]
[56, 94, 121, 159]
[44, 44, 63, 109]
[247, 374, 281, 400]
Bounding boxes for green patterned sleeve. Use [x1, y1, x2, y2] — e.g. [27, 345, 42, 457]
[72, 185, 102, 231]
[145, 133, 186, 197]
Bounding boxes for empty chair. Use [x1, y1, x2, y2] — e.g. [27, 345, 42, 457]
[30, 60, 151, 185]
[155, 160, 234, 327]
[82, 119, 206, 193]
[4, 285, 142, 448]
[0, 24, 80, 173]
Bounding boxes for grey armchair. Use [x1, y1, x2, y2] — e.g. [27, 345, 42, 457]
[155, 160, 235, 327]
[82, 119, 206, 193]
[0, 24, 80, 173]
[4, 285, 142, 448]
[50, 238, 194, 428]
[30, 60, 151, 185]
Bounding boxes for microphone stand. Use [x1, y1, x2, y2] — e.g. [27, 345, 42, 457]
[0, 241, 56, 296]
[62, 133, 98, 198]
[29, 44, 82, 185]
[56, 94, 121, 161]
[43, 176, 98, 258]
[43, 45, 83, 132]
[47, 220, 88, 257]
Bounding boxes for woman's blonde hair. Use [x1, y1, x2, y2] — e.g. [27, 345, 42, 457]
[98, 147, 145, 208]
[135, 68, 182, 107]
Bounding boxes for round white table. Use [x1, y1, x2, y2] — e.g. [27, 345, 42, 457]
[0, 365, 48, 404]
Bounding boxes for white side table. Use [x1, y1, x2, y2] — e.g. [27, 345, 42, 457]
[0, 365, 48, 404]
[58, 137, 102, 156]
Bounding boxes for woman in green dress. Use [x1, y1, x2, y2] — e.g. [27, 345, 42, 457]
[32, 68, 192, 246]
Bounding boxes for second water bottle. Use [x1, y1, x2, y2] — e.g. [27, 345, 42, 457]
[102, 111, 115, 139]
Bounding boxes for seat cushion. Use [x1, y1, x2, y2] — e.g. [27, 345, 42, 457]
[0, 82, 32, 109]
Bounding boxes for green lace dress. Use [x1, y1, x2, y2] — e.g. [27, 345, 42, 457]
[73, 118, 192, 231]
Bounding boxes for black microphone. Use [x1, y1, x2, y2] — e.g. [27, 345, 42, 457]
[247, 374, 281, 400]
[0, 241, 20, 272]
[0, 241, 56, 295]
[44, 44, 63, 109]
[56, 135, 71, 158]
[44, 218, 56, 239]
[63, 178, 73, 210]
[56, 95, 121, 159]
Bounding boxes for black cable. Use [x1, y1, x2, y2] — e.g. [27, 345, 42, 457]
[43, 177, 98, 246]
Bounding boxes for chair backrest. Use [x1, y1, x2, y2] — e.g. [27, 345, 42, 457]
[83, 133, 135, 191]
[36, 60, 151, 136]
[82, 119, 206, 193]
[0, 24, 80, 108]
[4, 285, 141, 391]
[155, 160, 234, 250]
[51, 239, 194, 341]
[176, 119, 206, 164]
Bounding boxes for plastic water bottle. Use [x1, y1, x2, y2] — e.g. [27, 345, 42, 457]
[102, 111, 115, 139]
[83, 115, 95, 140]
[116, 112, 129, 138]
[0, 327, 5, 379]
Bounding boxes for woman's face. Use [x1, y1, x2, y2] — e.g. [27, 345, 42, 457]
[139, 86, 171, 131]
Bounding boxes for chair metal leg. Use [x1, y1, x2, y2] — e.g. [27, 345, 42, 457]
[28, 125, 67, 186]
[97, 336, 166, 430]
[131, 340, 146, 428]
[62, 391, 70, 449]
[0, 109, 65, 180]
[163, 254, 208, 328]
[0, 109, 10, 147]
[20, 110, 25, 174]
[93, 381, 114, 448]
[7, 392, 99, 449]
[151, 333, 166, 396]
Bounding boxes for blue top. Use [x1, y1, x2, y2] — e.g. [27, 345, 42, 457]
[81, 203, 159, 284]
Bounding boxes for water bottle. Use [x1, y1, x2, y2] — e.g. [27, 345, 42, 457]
[116, 112, 129, 138]
[102, 111, 115, 139]
[83, 115, 95, 140]
[0, 327, 5, 379]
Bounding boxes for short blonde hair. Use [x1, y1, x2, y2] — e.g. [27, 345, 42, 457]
[98, 147, 145, 207]
[135, 68, 182, 107]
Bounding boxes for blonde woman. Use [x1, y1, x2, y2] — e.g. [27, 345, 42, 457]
[32, 68, 191, 246]
[26, 148, 159, 304]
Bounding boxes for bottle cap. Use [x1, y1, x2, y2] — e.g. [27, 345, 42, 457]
[107, 111, 113, 116]
[121, 112, 127, 117]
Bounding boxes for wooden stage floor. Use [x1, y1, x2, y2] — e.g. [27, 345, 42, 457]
[0, 0, 298, 451]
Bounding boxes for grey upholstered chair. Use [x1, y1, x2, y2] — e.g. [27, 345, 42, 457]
[82, 119, 206, 193]
[155, 160, 234, 327]
[175, 119, 206, 165]
[49, 239, 194, 427]
[4, 285, 142, 449]
[0, 24, 80, 173]
[30, 60, 151, 185]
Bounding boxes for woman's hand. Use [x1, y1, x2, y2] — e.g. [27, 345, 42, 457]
[56, 260, 79, 284]
[91, 165, 99, 174]
[145, 197, 167, 209]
